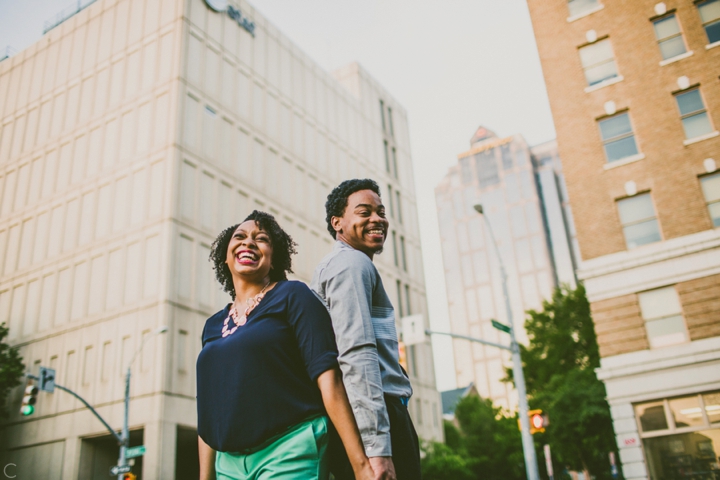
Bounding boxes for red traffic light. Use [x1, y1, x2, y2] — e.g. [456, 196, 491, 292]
[531, 413, 544, 429]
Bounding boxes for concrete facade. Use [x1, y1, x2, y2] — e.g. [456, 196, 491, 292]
[435, 129, 578, 410]
[526, 0, 720, 478]
[0, 0, 443, 477]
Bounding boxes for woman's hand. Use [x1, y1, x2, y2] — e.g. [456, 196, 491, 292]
[317, 367, 375, 480]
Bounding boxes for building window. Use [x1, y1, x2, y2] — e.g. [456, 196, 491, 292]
[379, 99, 386, 132]
[675, 89, 714, 140]
[579, 38, 619, 86]
[700, 172, 720, 227]
[653, 14, 687, 60]
[400, 236, 407, 271]
[395, 190, 403, 224]
[598, 112, 639, 162]
[617, 193, 661, 248]
[698, 0, 720, 44]
[387, 106, 395, 138]
[635, 392, 720, 480]
[383, 140, 390, 173]
[638, 286, 687, 348]
[396, 279, 404, 317]
[568, 0, 600, 18]
[392, 230, 398, 267]
[391, 147, 399, 180]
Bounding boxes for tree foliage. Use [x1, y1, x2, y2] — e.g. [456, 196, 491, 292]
[506, 284, 621, 479]
[421, 396, 525, 480]
[0, 323, 25, 420]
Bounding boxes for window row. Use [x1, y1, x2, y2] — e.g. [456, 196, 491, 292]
[0, 233, 161, 342]
[1, 162, 164, 280]
[578, 0, 720, 89]
[598, 88, 715, 164]
[616, 174, 719, 250]
[183, 93, 388, 188]
[1, 108, 170, 231]
[634, 391, 720, 480]
[185, 32, 376, 155]
[0, 0, 176, 120]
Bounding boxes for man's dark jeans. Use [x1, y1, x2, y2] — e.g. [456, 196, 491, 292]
[329, 395, 421, 480]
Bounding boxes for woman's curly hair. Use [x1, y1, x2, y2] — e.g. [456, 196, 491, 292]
[324, 178, 381, 238]
[209, 210, 298, 299]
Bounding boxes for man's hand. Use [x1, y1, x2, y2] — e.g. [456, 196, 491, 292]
[369, 456, 397, 480]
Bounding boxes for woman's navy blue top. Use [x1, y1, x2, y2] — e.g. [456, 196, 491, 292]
[196, 280, 338, 452]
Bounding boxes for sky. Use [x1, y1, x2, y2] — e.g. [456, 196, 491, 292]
[0, 0, 557, 392]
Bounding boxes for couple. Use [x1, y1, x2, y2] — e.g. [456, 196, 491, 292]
[196, 179, 421, 480]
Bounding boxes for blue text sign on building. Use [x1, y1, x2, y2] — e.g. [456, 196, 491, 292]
[203, 0, 255, 37]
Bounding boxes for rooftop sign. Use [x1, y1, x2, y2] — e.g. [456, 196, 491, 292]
[204, 0, 255, 37]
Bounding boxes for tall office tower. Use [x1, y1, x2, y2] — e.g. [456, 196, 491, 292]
[435, 127, 578, 409]
[0, 0, 443, 477]
[526, 1, 720, 478]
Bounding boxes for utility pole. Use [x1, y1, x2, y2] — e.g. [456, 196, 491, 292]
[473, 203, 540, 480]
[405, 205, 541, 480]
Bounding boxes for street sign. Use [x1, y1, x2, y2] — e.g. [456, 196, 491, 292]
[110, 465, 132, 475]
[39, 367, 56, 393]
[126, 446, 146, 459]
[491, 319, 511, 334]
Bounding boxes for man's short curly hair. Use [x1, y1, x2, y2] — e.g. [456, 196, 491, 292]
[324, 179, 381, 239]
[209, 210, 298, 299]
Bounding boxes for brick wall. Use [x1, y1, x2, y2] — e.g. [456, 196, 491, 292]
[593, 273, 720, 357]
[526, 0, 720, 261]
[678, 273, 720, 341]
[591, 293, 648, 357]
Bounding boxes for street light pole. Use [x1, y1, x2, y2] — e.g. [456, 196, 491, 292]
[117, 326, 168, 480]
[474, 203, 540, 480]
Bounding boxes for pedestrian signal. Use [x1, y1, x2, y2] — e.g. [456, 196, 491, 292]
[20, 382, 39, 416]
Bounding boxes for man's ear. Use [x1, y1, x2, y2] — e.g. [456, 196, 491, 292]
[331, 216, 342, 234]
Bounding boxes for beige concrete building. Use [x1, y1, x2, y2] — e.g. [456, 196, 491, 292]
[435, 129, 578, 410]
[526, 0, 720, 478]
[0, 0, 443, 477]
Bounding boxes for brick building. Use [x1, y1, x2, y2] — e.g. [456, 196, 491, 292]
[525, 0, 720, 478]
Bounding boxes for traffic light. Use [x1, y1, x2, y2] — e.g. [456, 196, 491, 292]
[528, 409, 549, 434]
[122, 473, 136, 480]
[20, 381, 39, 416]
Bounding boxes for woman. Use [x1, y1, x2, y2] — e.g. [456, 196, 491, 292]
[197, 211, 374, 480]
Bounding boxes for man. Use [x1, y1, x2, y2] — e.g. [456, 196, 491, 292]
[311, 179, 421, 480]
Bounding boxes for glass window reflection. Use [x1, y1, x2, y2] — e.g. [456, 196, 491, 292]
[636, 401, 669, 432]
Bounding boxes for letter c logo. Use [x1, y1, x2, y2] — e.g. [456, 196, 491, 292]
[4, 463, 17, 479]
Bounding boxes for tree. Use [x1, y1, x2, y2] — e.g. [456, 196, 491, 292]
[421, 395, 525, 480]
[0, 323, 25, 420]
[505, 284, 622, 479]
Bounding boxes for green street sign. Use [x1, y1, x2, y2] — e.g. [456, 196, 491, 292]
[491, 319, 511, 334]
[126, 445, 146, 459]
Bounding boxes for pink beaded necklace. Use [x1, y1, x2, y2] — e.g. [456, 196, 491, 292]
[221, 280, 272, 338]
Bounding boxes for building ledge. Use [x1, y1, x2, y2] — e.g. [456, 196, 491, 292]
[706, 40, 720, 50]
[603, 153, 645, 170]
[659, 50, 693, 66]
[567, 4, 605, 23]
[597, 336, 720, 382]
[577, 228, 720, 300]
[584, 75, 623, 93]
[684, 130, 719, 146]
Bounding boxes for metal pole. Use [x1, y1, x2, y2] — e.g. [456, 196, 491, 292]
[117, 367, 131, 480]
[116, 326, 167, 479]
[476, 204, 540, 480]
[424, 329, 512, 352]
